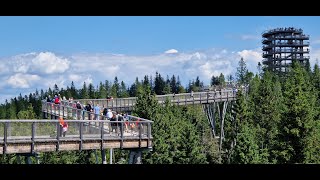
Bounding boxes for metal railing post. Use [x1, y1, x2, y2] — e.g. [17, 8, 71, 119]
[139, 122, 142, 148]
[62, 105, 65, 118]
[147, 122, 151, 148]
[3, 122, 8, 154]
[56, 122, 60, 151]
[79, 121, 83, 150]
[31, 122, 35, 153]
[101, 121, 104, 150]
[120, 121, 123, 149]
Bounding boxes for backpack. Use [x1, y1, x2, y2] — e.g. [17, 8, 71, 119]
[54, 97, 60, 104]
[103, 108, 108, 116]
[86, 104, 91, 111]
[76, 103, 82, 109]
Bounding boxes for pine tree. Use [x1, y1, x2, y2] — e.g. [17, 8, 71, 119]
[312, 63, 320, 100]
[53, 84, 59, 95]
[231, 121, 267, 164]
[70, 81, 78, 99]
[113, 76, 120, 97]
[170, 75, 177, 94]
[278, 62, 317, 163]
[143, 75, 150, 87]
[119, 81, 129, 98]
[195, 76, 201, 87]
[236, 57, 248, 85]
[8, 98, 17, 119]
[17, 103, 36, 119]
[80, 82, 89, 99]
[48, 87, 53, 97]
[229, 90, 268, 163]
[218, 73, 225, 86]
[176, 76, 185, 93]
[211, 75, 218, 86]
[154, 72, 165, 95]
[0, 104, 6, 119]
[133, 87, 158, 120]
[253, 71, 283, 163]
[227, 74, 233, 85]
[105, 80, 111, 97]
[163, 83, 171, 94]
[98, 82, 107, 99]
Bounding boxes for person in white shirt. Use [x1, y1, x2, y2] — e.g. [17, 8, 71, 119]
[107, 109, 113, 120]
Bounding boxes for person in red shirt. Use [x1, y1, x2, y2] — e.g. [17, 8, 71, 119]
[62, 122, 68, 137]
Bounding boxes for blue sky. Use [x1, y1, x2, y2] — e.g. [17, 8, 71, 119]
[1, 16, 320, 103]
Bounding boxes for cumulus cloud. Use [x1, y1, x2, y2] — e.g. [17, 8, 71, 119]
[164, 49, 178, 54]
[237, 49, 261, 63]
[0, 63, 9, 75]
[310, 46, 320, 66]
[237, 48, 263, 72]
[68, 74, 81, 82]
[31, 52, 70, 74]
[6, 73, 41, 88]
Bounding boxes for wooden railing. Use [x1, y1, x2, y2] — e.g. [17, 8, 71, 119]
[70, 89, 237, 111]
[0, 117, 153, 154]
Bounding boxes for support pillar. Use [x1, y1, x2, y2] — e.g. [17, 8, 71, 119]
[110, 148, 113, 164]
[101, 149, 106, 164]
[219, 102, 228, 152]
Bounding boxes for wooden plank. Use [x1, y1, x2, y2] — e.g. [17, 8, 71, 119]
[6, 145, 31, 154]
[35, 144, 56, 152]
[82, 142, 101, 150]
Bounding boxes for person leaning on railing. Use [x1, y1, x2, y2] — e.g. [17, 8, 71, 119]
[76, 101, 82, 120]
[122, 113, 129, 132]
[110, 111, 118, 134]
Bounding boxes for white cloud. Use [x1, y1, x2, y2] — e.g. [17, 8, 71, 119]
[13, 64, 29, 73]
[31, 52, 70, 74]
[0, 63, 9, 75]
[310, 46, 320, 67]
[68, 74, 82, 82]
[84, 76, 93, 85]
[164, 49, 178, 54]
[237, 49, 261, 63]
[6, 73, 41, 88]
[221, 49, 228, 54]
[237, 49, 262, 72]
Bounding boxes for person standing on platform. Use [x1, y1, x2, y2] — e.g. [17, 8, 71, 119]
[94, 104, 101, 120]
[62, 122, 68, 137]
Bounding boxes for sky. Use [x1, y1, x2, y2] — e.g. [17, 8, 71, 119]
[1, 16, 320, 103]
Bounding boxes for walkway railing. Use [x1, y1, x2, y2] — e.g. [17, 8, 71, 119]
[70, 89, 237, 111]
[0, 117, 153, 154]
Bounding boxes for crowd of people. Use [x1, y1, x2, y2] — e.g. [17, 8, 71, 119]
[44, 95, 139, 136]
